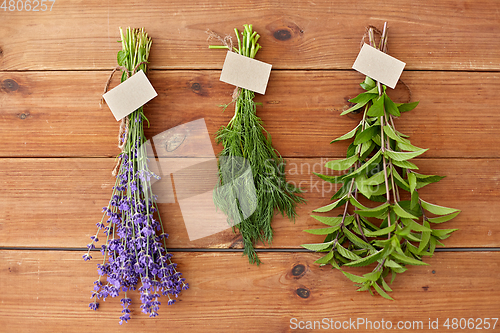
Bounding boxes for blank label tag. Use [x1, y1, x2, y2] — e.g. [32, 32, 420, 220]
[352, 44, 406, 89]
[220, 51, 272, 95]
[103, 70, 158, 121]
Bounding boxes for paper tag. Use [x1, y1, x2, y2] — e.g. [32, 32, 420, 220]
[219, 51, 272, 95]
[352, 44, 406, 89]
[103, 70, 158, 121]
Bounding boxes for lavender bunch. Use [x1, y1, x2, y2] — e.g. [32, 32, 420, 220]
[84, 27, 187, 324]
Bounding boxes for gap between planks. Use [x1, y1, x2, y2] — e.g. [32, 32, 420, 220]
[1, 247, 499, 252]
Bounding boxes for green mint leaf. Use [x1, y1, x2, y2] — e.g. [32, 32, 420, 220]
[325, 155, 358, 171]
[427, 211, 461, 223]
[313, 173, 345, 184]
[349, 92, 378, 104]
[373, 282, 394, 300]
[384, 94, 400, 117]
[396, 101, 419, 113]
[354, 125, 379, 145]
[311, 215, 343, 226]
[431, 228, 458, 240]
[367, 95, 385, 117]
[360, 76, 376, 90]
[393, 202, 419, 219]
[344, 247, 389, 267]
[304, 225, 341, 235]
[392, 159, 419, 170]
[331, 123, 361, 143]
[313, 196, 348, 213]
[384, 149, 428, 161]
[420, 199, 461, 216]
[342, 271, 368, 283]
[336, 243, 362, 260]
[301, 241, 335, 251]
[391, 252, 429, 266]
[315, 251, 335, 265]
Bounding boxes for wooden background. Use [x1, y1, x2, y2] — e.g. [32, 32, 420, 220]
[1, 1, 499, 332]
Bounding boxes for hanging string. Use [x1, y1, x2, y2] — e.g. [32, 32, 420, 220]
[100, 61, 149, 176]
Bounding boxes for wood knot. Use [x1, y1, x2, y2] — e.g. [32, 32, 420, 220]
[267, 18, 304, 42]
[189, 81, 209, 96]
[2, 79, 19, 92]
[422, 286, 429, 291]
[0, 47, 3, 56]
[191, 82, 201, 92]
[18, 112, 29, 120]
[229, 235, 243, 249]
[291, 264, 306, 278]
[274, 29, 292, 41]
[296, 287, 310, 299]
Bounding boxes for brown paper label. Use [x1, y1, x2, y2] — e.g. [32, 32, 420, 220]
[219, 51, 272, 95]
[352, 44, 406, 89]
[103, 70, 158, 121]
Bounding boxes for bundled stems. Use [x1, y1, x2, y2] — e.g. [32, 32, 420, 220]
[210, 25, 305, 264]
[84, 27, 187, 324]
[303, 23, 460, 299]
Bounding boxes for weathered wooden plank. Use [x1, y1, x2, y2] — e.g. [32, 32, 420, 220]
[0, 1, 499, 71]
[0, 158, 497, 248]
[0, 250, 498, 332]
[1, 70, 499, 158]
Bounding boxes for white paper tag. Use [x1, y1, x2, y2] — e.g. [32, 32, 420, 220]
[352, 44, 406, 89]
[219, 51, 272, 95]
[103, 70, 158, 121]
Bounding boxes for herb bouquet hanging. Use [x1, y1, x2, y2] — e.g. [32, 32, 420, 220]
[209, 25, 305, 264]
[84, 27, 187, 323]
[302, 24, 460, 299]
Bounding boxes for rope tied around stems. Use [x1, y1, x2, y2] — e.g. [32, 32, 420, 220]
[360, 25, 383, 50]
[206, 29, 241, 102]
[206, 29, 234, 53]
[360, 25, 412, 104]
[100, 61, 149, 176]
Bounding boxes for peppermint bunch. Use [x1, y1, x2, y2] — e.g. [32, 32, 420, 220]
[84, 27, 187, 324]
[303, 24, 459, 299]
[210, 25, 305, 264]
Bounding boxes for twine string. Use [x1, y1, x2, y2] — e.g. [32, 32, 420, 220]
[206, 29, 241, 102]
[361, 25, 412, 105]
[101, 62, 149, 176]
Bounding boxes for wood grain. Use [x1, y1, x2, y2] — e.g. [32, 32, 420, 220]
[1, 157, 497, 248]
[1, 1, 499, 330]
[0, 1, 499, 71]
[1, 70, 499, 158]
[0, 250, 499, 333]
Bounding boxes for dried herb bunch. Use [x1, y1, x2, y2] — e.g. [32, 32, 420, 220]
[84, 27, 187, 323]
[210, 25, 305, 264]
[303, 24, 460, 299]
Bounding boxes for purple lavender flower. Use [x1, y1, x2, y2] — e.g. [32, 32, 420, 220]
[84, 106, 188, 324]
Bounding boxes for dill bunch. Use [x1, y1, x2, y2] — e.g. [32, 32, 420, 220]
[210, 25, 305, 264]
